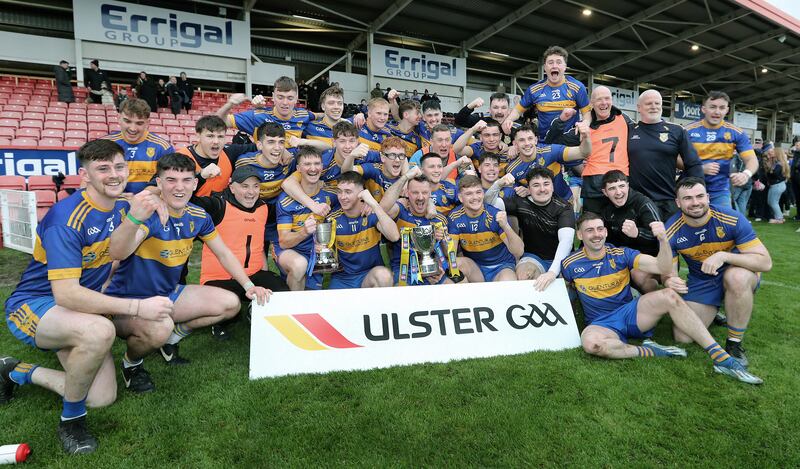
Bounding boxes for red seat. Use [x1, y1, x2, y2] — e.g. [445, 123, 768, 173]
[48, 106, 67, 115]
[26, 106, 46, 113]
[87, 130, 107, 141]
[11, 138, 37, 147]
[0, 127, 14, 139]
[65, 130, 87, 140]
[20, 119, 43, 129]
[0, 137, 11, 146]
[63, 139, 86, 148]
[62, 174, 82, 190]
[26, 112, 45, 121]
[50, 101, 68, 108]
[87, 109, 105, 116]
[68, 102, 87, 109]
[108, 123, 120, 132]
[34, 190, 56, 220]
[44, 120, 66, 130]
[87, 115, 106, 123]
[38, 138, 63, 149]
[17, 128, 40, 139]
[88, 122, 108, 132]
[28, 175, 57, 191]
[163, 119, 180, 127]
[149, 118, 162, 125]
[42, 129, 65, 139]
[149, 125, 166, 134]
[166, 126, 183, 135]
[67, 115, 86, 123]
[0, 119, 18, 129]
[66, 122, 87, 131]
[0, 111, 22, 119]
[0, 175, 26, 190]
[87, 103, 105, 110]
[57, 189, 71, 201]
[169, 134, 189, 144]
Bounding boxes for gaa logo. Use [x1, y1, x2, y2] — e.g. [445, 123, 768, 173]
[506, 303, 567, 329]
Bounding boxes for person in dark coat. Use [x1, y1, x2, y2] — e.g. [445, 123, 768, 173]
[54, 60, 74, 103]
[85, 59, 108, 104]
[134, 71, 158, 112]
[178, 72, 194, 111]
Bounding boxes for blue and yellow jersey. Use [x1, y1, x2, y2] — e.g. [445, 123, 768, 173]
[228, 107, 315, 145]
[533, 144, 571, 200]
[431, 180, 458, 215]
[685, 120, 755, 194]
[390, 202, 448, 271]
[353, 163, 400, 202]
[234, 151, 296, 204]
[666, 204, 762, 282]
[106, 203, 217, 299]
[385, 122, 421, 157]
[561, 245, 641, 324]
[6, 190, 126, 308]
[416, 123, 464, 148]
[302, 116, 336, 147]
[447, 204, 515, 266]
[358, 123, 392, 152]
[104, 131, 173, 194]
[469, 142, 512, 175]
[275, 186, 339, 258]
[516, 76, 591, 139]
[329, 209, 384, 274]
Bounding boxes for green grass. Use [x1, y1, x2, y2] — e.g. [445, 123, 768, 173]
[2, 221, 800, 467]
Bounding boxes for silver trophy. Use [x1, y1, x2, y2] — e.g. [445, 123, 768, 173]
[410, 225, 439, 277]
[313, 221, 339, 273]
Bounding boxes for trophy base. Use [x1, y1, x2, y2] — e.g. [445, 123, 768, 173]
[419, 265, 439, 278]
[313, 263, 341, 274]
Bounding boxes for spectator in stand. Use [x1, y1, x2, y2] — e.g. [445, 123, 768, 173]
[166, 76, 182, 115]
[117, 88, 129, 110]
[134, 71, 158, 112]
[750, 143, 772, 221]
[431, 93, 441, 104]
[359, 99, 368, 115]
[54, 60, 74, 103]
[421, 89, 432, 103]
[370, 83, 383, 99]
[766, 147, 790, 224]
[156, 79, 169, 109]
[731, 152, 753, 218]
[98, 82, 115, 107]
[791, 137, 800, 221]
[178, 72, 193, 111]
[85, 59, 109, 104]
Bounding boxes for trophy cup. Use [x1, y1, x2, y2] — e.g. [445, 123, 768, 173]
[313, 221, 339, 273]
[410, 225, 438, 277]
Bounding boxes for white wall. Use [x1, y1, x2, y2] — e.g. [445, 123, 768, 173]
[0, 31, 75, 66]
[251, 62, 295, 86]
[329, 71, 369, 104]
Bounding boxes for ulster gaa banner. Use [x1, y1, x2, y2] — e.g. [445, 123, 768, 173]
[249, 280, 580, 379]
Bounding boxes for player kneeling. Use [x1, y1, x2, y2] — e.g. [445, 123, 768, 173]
[327, 172, 398, 288]
[561, 212, 762, 384]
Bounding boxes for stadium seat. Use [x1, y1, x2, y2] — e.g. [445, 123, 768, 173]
[63, 139, 85, 148]
[87, 103, 105, 110]
[67, 115, 87, 123]
[44, 120, 66, 130]
[38, 138, 63, 149]
[20, 119, 43, 130]
[62, 174, 82, 190]
[0, 127, 14, 139]
[26, 112, 44, 121]
[42, 129, 65, 139]
[149, 118, 162, 125]
[34, 190, 56, 220]
[108, 123, 120, 132]
[0, 175, 26, 190]
[48, 106, 67, 115]
[11, 138, 37, 147]
[87, 109, 105, 117]
[56, 189, 71, 201]
[66, 122, 87, 131]
[149, 125, 166, 134]
[16, 128, 40, 139]
[28, 175, 57, 191]
[65, 130, 87, 140]
[87, 115, 106, 123]
[69, 102, 87, 109]
[0, 137, 11, 146]
[26, 105, 46, 113]
[50, 101, 67, 108]
[166, 126, 183, 134]
[88, 130, 107, 140]
[88, 123, 108, 132]
[0, 111, 22, 120]
[169, 134, 189, 144]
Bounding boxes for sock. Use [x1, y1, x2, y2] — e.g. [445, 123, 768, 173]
[9, 362, 39, 386]
[61, 397, 87, 421]
[166, 323, 192, 345]
[636, 345, 671, 357]
[705, 343, 735, 366]
[727, 325, 746, 343]
[122, 353, 143, 369]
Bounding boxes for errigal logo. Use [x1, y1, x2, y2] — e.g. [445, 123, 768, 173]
[101, 4, 233, 48]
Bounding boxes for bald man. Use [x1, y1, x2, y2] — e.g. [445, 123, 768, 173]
[544, 86, 635, 214]
[627, 90, 703, 220]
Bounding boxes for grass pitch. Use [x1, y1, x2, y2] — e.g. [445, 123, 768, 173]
[1, 220, 799, 467]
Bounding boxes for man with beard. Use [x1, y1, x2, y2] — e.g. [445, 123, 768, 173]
[665, 177, 772, 369]
[453, 119, 510, 174]
[561, 212, 762, 384]
[411, 124, 463, 181]
[342, 136, 408, 202]
[455, 93, 515, 143]
[274, 147, 339, 291]
[327, 171, 399, 289]
[628, 90, 703, 220]
[544, 86, 633, 214]
[502, 46, 591, 140]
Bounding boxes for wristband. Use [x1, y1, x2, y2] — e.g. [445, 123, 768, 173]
[243, 281, 255, 290]
[126, 212, 143, 225]
[742, 169, 753, 179]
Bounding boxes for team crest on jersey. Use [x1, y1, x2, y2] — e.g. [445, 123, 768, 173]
[538, 157, 545, 166]
[147, 147, 156, 158]
[362, 217, 368, 227]
[609, 258, 616, 269]
[723, 132, 732, 141]
[189, 221, 195, 233]
[659, 133, 669, 143]
[716, 226, 725, 238]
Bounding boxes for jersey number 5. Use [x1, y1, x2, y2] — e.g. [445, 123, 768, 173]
[601, 136, 619, 163]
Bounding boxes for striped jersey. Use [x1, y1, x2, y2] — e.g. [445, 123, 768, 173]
[685, 120, 755, 195]
[447, 204, 515, 266]
[390, 202, 448, 271]
[516, 76, 590, 139]
[329, 210, 384, 274]
[234, 152, 296, 204]
[228, 107, 315, 144]
[275, 186, 339, 258]
[104, 131, 173, 194]
[358, 123, 392, 152]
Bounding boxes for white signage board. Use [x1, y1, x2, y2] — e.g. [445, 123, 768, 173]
[792, 122, 800, 136]
[250, 280, 581, 379]
[734, 111, 758, 130]
[73, 0, 250, 59]
[0, 190, 37, 254]
[370, 44, 466, 87]
[606, 85, 637, 112]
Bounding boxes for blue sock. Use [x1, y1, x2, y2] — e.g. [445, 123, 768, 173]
[61, 397, 87, 421]
[637, 344, 670, 357]
[9, 362, 39, 386]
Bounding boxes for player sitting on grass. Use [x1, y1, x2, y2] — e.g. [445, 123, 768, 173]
[561, 212, 762, 384]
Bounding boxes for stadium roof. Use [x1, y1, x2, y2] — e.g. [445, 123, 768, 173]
[3, 0, 800, 116]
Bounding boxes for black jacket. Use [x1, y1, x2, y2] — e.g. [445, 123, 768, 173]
[599, 189, 661, 256]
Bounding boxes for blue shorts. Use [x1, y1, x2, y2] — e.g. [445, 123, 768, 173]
[329, 270, 370, 290]
[5, 296, 57, 348]
[169, 284, 186, 303]
[588, 298, 653, 343]
[708, 191, 732, 209]
[518, 253, 553, 274]
[684, 272, 760, 308]
[478, 262, 516, 282]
